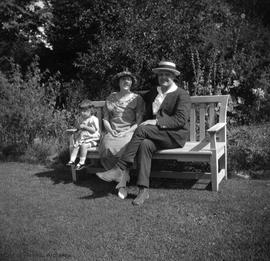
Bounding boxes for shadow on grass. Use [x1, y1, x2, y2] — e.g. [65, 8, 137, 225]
[34, 165, 117, 199]
[149, 176, 212, 191]
[34, 164, 212, 200]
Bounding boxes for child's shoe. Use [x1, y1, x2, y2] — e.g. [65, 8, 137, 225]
[75, 163, 85, 170]
[73, 142, 79, 148]
[66, 161, 75, 166]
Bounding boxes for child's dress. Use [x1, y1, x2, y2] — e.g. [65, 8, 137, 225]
[74, 115, 100, 148]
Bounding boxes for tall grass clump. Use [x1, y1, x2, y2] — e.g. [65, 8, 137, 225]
[0, 58, 72, 162]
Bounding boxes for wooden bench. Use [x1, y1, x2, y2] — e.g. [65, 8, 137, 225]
[67, 95, 229, 191]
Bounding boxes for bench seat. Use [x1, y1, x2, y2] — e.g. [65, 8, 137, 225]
[153, 141, 226, 160]
[83, 141, 225, 158]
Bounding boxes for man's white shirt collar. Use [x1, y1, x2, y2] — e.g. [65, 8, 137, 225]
[153, 82, 178, 115]
[157, 82, 178, 95]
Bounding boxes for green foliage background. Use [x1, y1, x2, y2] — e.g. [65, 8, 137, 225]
[0, 0, 270, 168]
[46, 0, 270, 123]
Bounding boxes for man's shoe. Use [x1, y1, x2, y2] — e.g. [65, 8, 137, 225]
[132, 188, 149, 206]
[96, 166, 123, 182]
[118, 187, 128, 199]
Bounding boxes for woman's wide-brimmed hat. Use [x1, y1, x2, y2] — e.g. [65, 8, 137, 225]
[111, 69, 138, 88]
[152, 61, 180, 76]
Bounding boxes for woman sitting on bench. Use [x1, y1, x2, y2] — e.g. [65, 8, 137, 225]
[98, 69, 144, 188]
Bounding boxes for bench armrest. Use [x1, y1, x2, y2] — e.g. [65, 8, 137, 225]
[66, 128, 77, 133]
[207, 123, 226, 150]
[207, 123, 226, 134]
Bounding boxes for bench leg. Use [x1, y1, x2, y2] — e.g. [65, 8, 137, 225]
[210, 152, 219, 192]
[224, 148, 227, 180]
[71, 165, 78, 183]
[219, 150, 227, 180]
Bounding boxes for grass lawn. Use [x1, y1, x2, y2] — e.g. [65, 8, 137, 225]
[0, 162, 269, 261]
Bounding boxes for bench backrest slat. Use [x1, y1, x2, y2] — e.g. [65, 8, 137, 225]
[199, 104, 206, 140]
[208, 103, 215, 128]
[190, 105, 196, 141]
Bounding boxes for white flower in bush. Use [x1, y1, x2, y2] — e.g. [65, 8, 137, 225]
[252, 88, 265, 99]
[233, 80, 240, 87]
[237, 97, 244, 104]
[231, 69, 236, 76]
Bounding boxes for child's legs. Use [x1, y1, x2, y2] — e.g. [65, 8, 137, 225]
[78, 143, 90, 164]
[70, 147, 80, 162]
[73, 132, 82, 147]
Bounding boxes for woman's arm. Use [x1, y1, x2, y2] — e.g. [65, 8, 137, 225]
[135, 95, 145, 125]
[129, 96, 145, 130]
[103, 102, 118, 136]
[103, 119, 114, 134]
[119, 95, 145, 135]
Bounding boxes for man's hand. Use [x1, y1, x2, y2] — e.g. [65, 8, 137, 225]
[117, 130, 129, 137]
[110, 129, 120, 137]
[140, 119, 157, 126]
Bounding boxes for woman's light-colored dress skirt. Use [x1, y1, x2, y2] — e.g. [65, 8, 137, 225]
[98, 92, 144, 170]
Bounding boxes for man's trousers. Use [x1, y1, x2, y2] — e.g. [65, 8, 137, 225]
[117, 125, 181, 187]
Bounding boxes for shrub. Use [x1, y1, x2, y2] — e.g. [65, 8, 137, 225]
[20, 139, 56, 163]
[0, 58, 71, 159]
[227, 123, 270, 173]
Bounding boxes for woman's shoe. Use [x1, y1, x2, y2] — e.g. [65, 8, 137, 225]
[115, 170, 130, 189]
[118, 187, 128, 199]
[75, 163, 85, 170]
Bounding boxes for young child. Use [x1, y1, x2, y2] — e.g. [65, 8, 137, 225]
[67, 99, 100, 170]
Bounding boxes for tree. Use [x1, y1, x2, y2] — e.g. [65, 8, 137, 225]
[0, 0, 52, 72]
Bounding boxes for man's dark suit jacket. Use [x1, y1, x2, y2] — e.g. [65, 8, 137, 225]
[142, 86, 191, 148]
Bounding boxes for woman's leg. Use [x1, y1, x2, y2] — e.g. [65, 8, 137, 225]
[99, 132, 132, 170]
